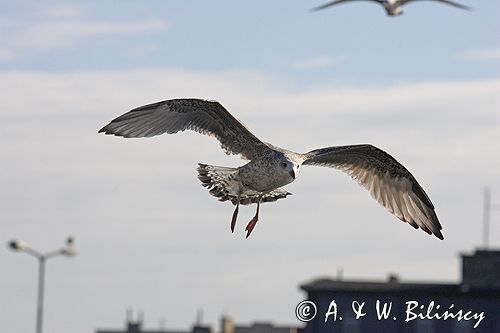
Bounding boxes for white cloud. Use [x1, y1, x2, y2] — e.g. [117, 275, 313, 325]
[15, 19, 169, 49]
[1, 68, 499, 333]
[0, 6, 169, 61]
[460, 48, 500, 61]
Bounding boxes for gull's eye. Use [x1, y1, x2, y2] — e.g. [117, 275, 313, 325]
[281, 162, 287, 168]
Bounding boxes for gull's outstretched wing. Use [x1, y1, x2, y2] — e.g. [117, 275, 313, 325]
[312, 0, 384, 11]
[303, 144, 443, 240]
[400, 0, 472, 10]
[99, 98, 272, 160]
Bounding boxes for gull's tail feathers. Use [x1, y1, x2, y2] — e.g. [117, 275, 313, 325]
[197, 164, 291, 205]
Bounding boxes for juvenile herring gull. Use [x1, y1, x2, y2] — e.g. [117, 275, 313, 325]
[312, 0, 472, 16]
[99, 98, 443, 240]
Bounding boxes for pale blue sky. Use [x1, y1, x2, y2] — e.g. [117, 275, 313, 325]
[1, 1, 500, 333]
[1, 0, 499, 83]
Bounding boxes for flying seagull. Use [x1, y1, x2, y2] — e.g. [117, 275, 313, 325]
[99, 98, 443, 240]
[312, 0, 472, 16]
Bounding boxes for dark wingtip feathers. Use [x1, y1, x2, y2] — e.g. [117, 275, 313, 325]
[434, 230, 445, 241]
[98, 123, 123, 136]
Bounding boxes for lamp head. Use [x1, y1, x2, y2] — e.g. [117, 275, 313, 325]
[60, 236, 77, 257]
[8, 240, 27, 252]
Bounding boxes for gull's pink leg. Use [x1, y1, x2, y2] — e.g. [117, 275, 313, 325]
[245, 195, 263, 239]
[231, 199, 240, 233]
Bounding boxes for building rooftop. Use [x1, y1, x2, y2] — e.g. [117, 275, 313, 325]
[301, 276, 455, 293]
[301, 248, 500, 296]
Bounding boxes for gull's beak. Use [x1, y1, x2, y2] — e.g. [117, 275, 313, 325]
[289, 170, 296, 179]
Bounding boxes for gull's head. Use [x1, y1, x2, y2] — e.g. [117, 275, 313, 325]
[278, 155, 301, 181]
[384, 1, 403, 16]
[392, 6, 403, 15]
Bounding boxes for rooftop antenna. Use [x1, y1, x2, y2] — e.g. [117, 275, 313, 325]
[483, 187, 500, 248]
[196, 309, 203, 326]
[138, 310, 144, 324]
[126, 307, 133, 324]
[484, 187, 491, 248]
[159, 317, 166, 330]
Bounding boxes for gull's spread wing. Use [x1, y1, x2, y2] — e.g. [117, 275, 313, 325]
[303, 144, 443, 240]
[400, 0, 472, 10]
[312, 0, 384, 11]
[99, 98, 272, 160]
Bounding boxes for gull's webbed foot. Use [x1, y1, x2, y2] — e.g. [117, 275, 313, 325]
[245, 215, 259, 238]
[245, 197, 262, 238]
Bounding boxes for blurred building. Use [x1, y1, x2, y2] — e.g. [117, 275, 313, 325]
[96, 310, 211, 333]
[220, 316, 302, 333]
[96, 320, 210, 333]
[300, 249, 500, 333]
[96, 312, 301, 333]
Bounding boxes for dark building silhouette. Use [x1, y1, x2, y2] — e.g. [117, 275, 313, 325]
[97, 312, 301, 333]
[97, 320, 211, 333]
[300, 249, 500, 333]
[96, 310, 211, 333]
[220, 316, 302, 333]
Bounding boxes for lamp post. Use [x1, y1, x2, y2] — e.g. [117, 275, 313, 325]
[8, 237, 77, 333]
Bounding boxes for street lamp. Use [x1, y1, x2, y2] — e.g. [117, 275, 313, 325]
[8, 236, 77, 333]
